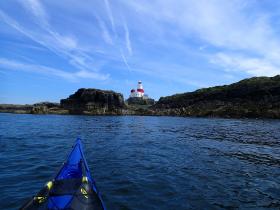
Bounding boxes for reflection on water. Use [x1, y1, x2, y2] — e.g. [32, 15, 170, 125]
[0, 114, 279, 209]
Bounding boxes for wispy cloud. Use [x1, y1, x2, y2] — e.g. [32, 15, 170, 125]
[123, 19, 132, 56]
[96, 15, 113, 45]
[121, 0, 280, 77]
[103, 0, 115, 34]
[23, 0, 49, 26]
[18, 0, 86, 59]
[0, 1, 110, 80]
[0, 8, 74, 56]
[211, 53, 280, 77]
[1, 0, 136, 81]
[0, 58, 109, 81]
[120, 50, 132, 71]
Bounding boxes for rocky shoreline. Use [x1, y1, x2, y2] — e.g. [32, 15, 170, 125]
[151, 75, 280, 119]
[1, 75, 280, 119]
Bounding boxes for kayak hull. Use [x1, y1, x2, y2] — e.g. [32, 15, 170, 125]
[20, 138, 106, 210]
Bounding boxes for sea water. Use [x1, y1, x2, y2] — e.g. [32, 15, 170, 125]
[0, 113, 279, 209]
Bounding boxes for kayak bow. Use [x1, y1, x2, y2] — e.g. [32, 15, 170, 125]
[20, 138, 106, 210]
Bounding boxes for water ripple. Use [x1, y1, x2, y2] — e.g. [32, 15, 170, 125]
[0, 114, 279, 210]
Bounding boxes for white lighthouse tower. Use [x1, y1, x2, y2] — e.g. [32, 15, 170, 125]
[129, 81, 145, 98]
[136, 81, 144, 97]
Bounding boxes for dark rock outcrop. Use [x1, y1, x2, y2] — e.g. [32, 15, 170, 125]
[31, 102, 61, 114]
[0, 102, 67, 114]
[0, 104, 33, 114]
[60, 88, 126, 115]
[126, 97, 155, 106]
[151, 75, 280, 118]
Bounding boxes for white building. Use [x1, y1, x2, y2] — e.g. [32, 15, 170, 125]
[129, 81, 148, 98]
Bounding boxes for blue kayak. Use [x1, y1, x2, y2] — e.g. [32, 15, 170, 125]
[20, 138, 106, 210]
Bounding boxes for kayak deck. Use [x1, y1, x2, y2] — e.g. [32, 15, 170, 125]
[20, 138, 106, 210]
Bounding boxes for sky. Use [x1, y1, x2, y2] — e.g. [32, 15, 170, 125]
[1, 0, 280, 104]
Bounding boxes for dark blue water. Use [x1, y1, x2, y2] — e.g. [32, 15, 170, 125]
[0, 113, 279, 210]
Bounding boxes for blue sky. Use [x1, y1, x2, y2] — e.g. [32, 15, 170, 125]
[1, 0, 280, 104]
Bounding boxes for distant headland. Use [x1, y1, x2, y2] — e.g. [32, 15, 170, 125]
[1, 75, 279, 119]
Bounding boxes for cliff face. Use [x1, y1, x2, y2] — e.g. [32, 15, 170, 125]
[60, 88, 126, 114]
[151, 75, 280, 118]
[126, 97, 155, 106]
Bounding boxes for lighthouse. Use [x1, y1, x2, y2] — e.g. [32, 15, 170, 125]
[129, 81, 145, 98]
[127, 80, 155, 105]
[136, 81, 144, 97]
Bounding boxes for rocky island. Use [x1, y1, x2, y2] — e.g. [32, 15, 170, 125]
[0, 102, 66, 114]
[60, 88, 126, 115]
[151, 75, 280, 119]
[0, 75, 279, 119]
